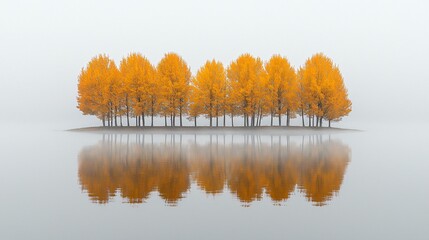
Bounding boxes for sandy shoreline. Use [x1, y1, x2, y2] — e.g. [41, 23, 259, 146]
[68, 126, 359, 135]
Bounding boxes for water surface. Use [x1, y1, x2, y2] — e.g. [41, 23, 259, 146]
[78, 133, 350, 206]
[0, 125, 428, 240]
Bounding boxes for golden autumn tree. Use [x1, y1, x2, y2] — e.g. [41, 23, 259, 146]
[265, 55, 298, 126]
[299, 53, 351, 127]
[119, 53, 156, 127]
[189, 60, 227, 127]
[105, 63, 122, 126]
[299, 55, 325, 127]
[227, 54, 267, 127]
[187, 84, 203, 126]
[323, 67, 352, 127]
[146, 65, 160, 127]
[157, 53, 192, 127]
[77, 54, 120, 127]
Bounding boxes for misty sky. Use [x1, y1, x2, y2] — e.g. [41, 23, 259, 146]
[1, 0, 428, 129]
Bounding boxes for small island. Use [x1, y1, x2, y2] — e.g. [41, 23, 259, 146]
[77, 52, 351, 129]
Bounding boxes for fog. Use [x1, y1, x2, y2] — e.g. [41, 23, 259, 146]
[1, 0, 428, 130]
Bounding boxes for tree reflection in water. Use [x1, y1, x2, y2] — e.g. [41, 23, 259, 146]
[78, 134, 350, 206]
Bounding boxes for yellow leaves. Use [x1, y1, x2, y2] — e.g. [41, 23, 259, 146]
[119, 53, 156, 117]
[157, 53, 192, 126]
[77, 52, 352, 127]
[190, 60, 226, 125]
[265, 55, 298, 125]
[77, 54, 118, 121]
[227, 54, 266, 121]
[298, 53, 352, 125]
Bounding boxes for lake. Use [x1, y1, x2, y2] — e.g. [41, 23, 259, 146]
[0, 125, 427, 239]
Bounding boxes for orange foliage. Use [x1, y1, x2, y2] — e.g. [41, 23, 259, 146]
[189, 60, 227, 126]
[77, 52, 351, 127]
[157, 53, 192, 127]
[298, 53, 351, 127]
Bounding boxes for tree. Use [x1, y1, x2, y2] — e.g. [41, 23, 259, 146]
[265, 55, 298, 126]
[157, 53, 191, 127]
[227, 54, 267, 127]
[187, 85, 203, 127]
[299, 53, 351, 127]
[120, 53, 156, 127]
[189, 60, 226, 127]
[323, 67, 352, 127]
[77, 54, 120, 126]
[104, 62, 122, 126]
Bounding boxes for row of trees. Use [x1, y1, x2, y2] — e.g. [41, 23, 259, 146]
[77, 52, 351, 127]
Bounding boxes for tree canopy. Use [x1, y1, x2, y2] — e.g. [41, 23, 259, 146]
[77, 52, 352, 127]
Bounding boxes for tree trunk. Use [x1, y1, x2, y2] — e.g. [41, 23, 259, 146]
[164, 115, 167, 127]
[216, 116, 219, 127]
[329, 120, 331, 128]
[111, 107, 114, 127]
[301, 109, 305, 127]
[243, 114, 245, 127]
[286, 109, 290, 127]
[126, 104, 130, 127]
[243, 114, 246, 127]
[270, 113, 273, 126]
[151, 112, 154, 127]
[256, 113, 258, 126]
[151, 100, 155, 127]
[223, 109, 226, 127]
[231, 114, 234, 127]
[120, 116, 123, 127]
[194, 116, 197, 127]
[142, 113, 145, 127]
[319, 117, 323, 127]
[179, 107, 183, 127]
[209, 113, 212, 127]
[114, 109, 118, 127]
[256, 113, 259, 126]
[102, 117, 105, 127]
